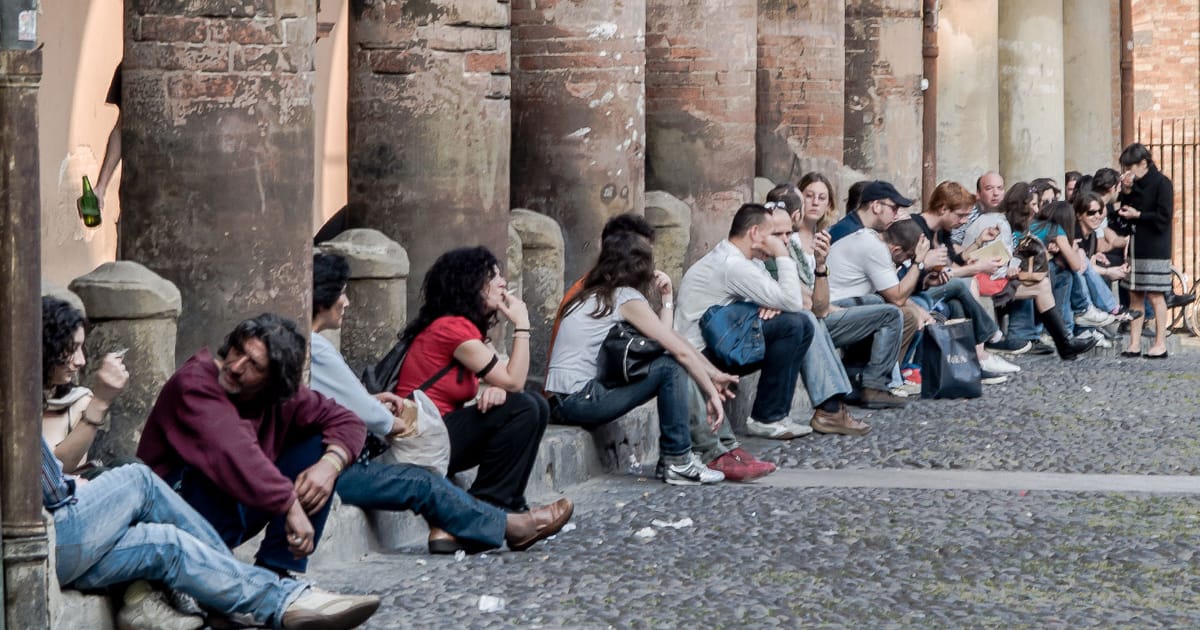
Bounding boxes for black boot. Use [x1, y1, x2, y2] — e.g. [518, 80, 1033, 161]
[1041, 307, 1096, 360]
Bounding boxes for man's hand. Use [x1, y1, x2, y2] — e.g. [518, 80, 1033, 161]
[705, 392, 725, 432]
[758, 307, 781, 320]
[285, 500, 315, 558]
[1091, 253, 1110, 268]
[975, 225, 1001, 245]
[652, 270, 673, 300]
[477, 386, 507, 413]
[974, 257, 1004, 275]
[922, 270, 950, 288]
[294, 456, 339, 515]
[711, 372, 739, 401]
[373, 392, 405, 415]
[914, 235, 931, 262]
[91, 352, 129, 403]
[916, 306, 935, 329]
[924, 246, 950, 270]
[813, 230, 831, 267]
[757, 230, 789, 259]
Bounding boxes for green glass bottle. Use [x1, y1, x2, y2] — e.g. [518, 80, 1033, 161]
[77, 176, 102, 228]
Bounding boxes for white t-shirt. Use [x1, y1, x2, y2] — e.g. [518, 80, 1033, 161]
[546, 287, 647, 394]
[826, 228, 900, 302]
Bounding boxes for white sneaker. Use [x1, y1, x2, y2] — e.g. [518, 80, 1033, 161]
[979, 354, 1021, 374]
[744, 417, 813, 440]
[665, 452, 725, 485]
[1080, 328, 1113, 348]
[281, 587, 381, 630]
[117, 589, 204, 630]
[1075, 307, 1116, 327]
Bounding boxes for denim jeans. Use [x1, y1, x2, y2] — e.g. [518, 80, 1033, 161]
[1007, 299, 1042, 341]
[555, 355, 693, 461]
[54, 464, 305, 627]
[796, 311, 853, 405]
[1050, 263, 1074, 335]
[1081, 263, 1119, 312]
[168, 433, 331, 575]
[685, 378, 739, 464]
[336, 459, 507, 548]
[704, 311, 814, 423]
[825, 300, 904, 391]
[919, 277, 999, 344]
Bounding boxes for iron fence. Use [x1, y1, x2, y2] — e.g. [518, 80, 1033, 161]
[1137, 118, 1199, 292]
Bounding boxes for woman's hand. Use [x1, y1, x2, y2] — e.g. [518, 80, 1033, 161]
[974, 257, 1004, 276]
[495, 291, 531, 329]
[974, 225, 1001, 247]
[1090, 253, 1109, 268]
[1117, 205, 1141, 220]
[476, 386, 507, 413]
[813, 230, 831, 267]
[652, 269, 673, 300]
[91, 352, 129, 403]
[1046, 241, 1061, 255]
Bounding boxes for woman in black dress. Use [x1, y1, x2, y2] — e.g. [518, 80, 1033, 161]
[1116, 143, 1174, 358]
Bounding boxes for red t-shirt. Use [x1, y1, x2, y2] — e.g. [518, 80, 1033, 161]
[395, 316, 481, 416]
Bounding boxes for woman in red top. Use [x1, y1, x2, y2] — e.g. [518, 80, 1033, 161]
[394, 247, 551, 515]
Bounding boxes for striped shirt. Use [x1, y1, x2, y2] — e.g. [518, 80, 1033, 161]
[40, 438, 76, 511]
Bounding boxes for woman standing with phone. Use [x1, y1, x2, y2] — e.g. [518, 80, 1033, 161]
[1116, 143, 1174, 358]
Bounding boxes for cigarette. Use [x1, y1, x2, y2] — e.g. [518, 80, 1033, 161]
[112, 348, 129, 358]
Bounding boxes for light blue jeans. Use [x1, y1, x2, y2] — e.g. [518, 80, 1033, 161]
[798, 311, 854, 405]
[54, 464, 305, 628]
[825, 298, 904, 392]
[1073, 263, 1119, 313]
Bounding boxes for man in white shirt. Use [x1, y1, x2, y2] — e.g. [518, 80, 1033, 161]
[950, 171, 1005, 245]
[676, 204, 828, 439]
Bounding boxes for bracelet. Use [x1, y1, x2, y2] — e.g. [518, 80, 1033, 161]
[662, 302, 674, 310]
[813, 269, 828, 278]
[321, 452, 344, 473]
[512, 328, 531, 333]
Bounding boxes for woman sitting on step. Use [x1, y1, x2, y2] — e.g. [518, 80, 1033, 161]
[546, 231, 743, 485]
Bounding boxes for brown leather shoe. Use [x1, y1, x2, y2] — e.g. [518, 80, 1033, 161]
[428, 527, 465, 555]
[507, 497, 574, 551]
[810, 407, 871, 436]
[859, 387, 908, 409]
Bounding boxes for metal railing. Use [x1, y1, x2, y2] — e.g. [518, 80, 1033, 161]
[1137, 118, 1199, 295]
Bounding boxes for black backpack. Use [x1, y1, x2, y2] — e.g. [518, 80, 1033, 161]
[360, 335, 409, 395]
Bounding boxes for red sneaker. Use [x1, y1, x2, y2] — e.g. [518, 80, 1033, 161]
[730, 447, 777, 475]
[708, 451, 774, 482]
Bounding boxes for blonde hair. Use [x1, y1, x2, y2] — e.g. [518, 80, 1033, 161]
[798, 172, 839, 230]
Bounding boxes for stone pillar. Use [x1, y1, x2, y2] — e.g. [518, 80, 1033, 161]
[0, 20, 51, 626]
[936, 0, 999, 189]
[509, 209, 564, 388]
[347, 0, 511, 311]
[644, 190, 692, 289]
[316, 229, 409, 376]
[756, 0, 846, 182]
[120, 1, 317, 362]
[646, 0, 756, 263]
[511, 0, 645, 283]
[844, 0, 924, 198]
[1063, 0, 1115, 173]
[998, 0, 1065, 185]
[68, 262, 181, 463]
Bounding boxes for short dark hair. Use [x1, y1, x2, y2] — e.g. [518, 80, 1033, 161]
[728, 203, 774, 238]
[601, 213, 656, 243]
[42, 296, 86, 389]
[846, 180, 870, 212]
[1065, 170, 1083, 185]
[217, 313, 307, 403]
[883, 219, 923, 255]
[1093, 167, 1120, 192]
[1119, 142, 1154, 168]
[313, 253, 351, 317]
[765, 183, 803, 213]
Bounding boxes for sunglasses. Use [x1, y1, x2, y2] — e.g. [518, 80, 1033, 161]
[1085, 209, 1103, 216]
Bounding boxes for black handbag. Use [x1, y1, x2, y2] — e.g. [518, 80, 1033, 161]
[596, 321, 665, 387]
[1014, 233, 1049, 284]
[920, 318, 982, 399]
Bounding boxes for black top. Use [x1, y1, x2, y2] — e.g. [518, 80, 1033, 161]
[909, 214, 966, 266]
[105, 63, 122, 107]
[1117, 165, 1173, 260]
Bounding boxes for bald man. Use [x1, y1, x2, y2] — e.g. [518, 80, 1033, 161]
[951, 171, 1004, 245]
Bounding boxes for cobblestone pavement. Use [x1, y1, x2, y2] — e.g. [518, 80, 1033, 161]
[307, 350, 1200, 628]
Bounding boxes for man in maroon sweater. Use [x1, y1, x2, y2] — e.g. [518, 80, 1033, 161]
[138, 313, 366, 576]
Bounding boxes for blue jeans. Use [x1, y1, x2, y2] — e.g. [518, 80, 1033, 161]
[555, 355, 694, 461]
[54, 464, 305, 627]
[825, 299, 904, 392]
[1050, 264, 1074, 335]
[919, 277, 999, 344]
[798, 311, 853, 405]
[168, 434, 331, 575]
[1007, 299, 1042, 341]
[336, 459, 507, 548]
[1081, 263, 1118, 313]
[704, 311, 814, 423]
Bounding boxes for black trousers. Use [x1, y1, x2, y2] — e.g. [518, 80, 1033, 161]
[444, 391, 550, 512]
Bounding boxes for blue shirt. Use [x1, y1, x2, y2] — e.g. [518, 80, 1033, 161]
[41, 438, 76, 511]
[309, 332, 394, 438]
[828, 211, 865, 245]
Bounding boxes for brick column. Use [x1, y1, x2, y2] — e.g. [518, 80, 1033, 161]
[935, 0, 999, 189]
[347, 1, 511, 309]
[119, 1, 317, 361]
[844, 0, 923, 197]
[511, 0, 645, 282]
[756, 0, 845, 182]
[998, 0, 1065, 185]
[646, 0, 756, 263]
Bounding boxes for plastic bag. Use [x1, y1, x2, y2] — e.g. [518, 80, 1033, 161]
[379, 390, 451, 476]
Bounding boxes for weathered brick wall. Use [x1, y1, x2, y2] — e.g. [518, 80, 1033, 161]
[347, 0, 511, 309]
[646, 0, 756, 262]
[756, 0, 845, 183]
[1132, 0, 1199, 133]
[120, 0, 316, 361]
[844, 0, 923, 197]
[511, 0, 645, 283]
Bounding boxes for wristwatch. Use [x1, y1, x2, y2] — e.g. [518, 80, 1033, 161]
[917, 262, 926, 271]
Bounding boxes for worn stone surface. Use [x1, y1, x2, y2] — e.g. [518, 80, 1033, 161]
[347, 0, 511, 311]
[120, 1, 317, 363]
[643, 190, 691, 288]
[936, 0, 1000, 190]
[753, 175, 774, 203]
[645, 0, 756, 264]
[844, 0, 923, 200]
[504, 223, 523, 345]
[756, 0, 846, 182]
[318, 229, 408, 375]
[509, 209, 564, 386]
[511, 0, 646, 283]
[1063, 0, 1116, 173]
[41, 280, 85, 316]
[998, 0, 1065, 184]
[67, 261, 182, 320]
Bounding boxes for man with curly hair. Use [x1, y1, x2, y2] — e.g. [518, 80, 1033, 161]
[137, 314, 366, 579]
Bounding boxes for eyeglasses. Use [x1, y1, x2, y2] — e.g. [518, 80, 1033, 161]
[877, 200, 898, 211]
[1085, 209, 1103, 216]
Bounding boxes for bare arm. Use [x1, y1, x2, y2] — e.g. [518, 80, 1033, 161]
[810, 230, 832, 318]
[94, 113, 122, 208]
[453, 293, 532, 392]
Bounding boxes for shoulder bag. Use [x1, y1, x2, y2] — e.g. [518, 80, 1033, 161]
[596, 321, 665, 387]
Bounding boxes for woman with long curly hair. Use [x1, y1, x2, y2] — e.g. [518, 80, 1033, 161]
[394, 247, 555, 528]
[547, 232, 742, 484]
[42, 296, 128, 473]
